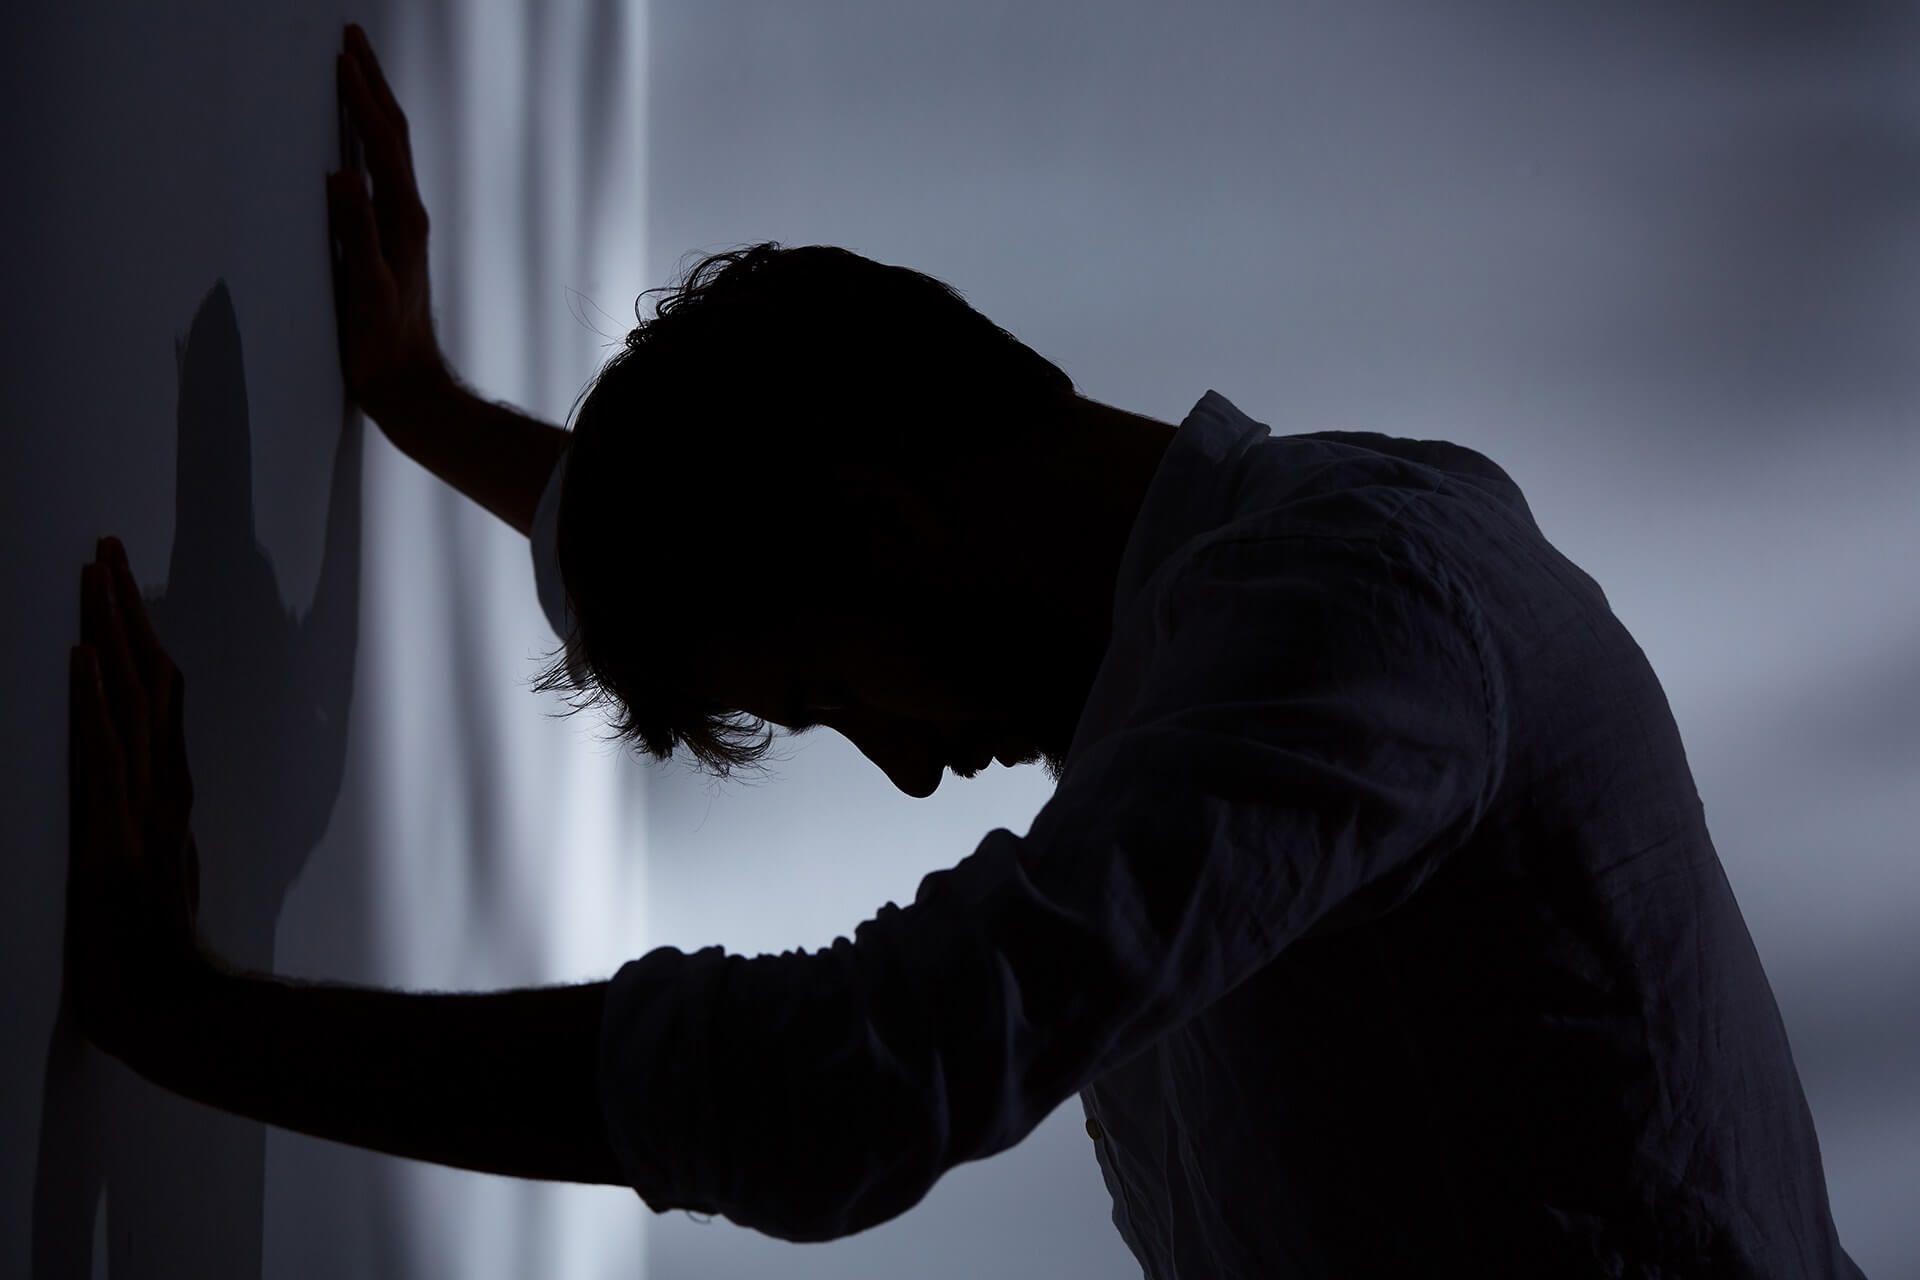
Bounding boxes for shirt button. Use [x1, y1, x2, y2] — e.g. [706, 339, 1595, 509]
[1085, 1117, 1104, 1142]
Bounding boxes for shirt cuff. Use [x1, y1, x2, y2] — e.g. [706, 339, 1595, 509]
[596, 944, 731, 1218]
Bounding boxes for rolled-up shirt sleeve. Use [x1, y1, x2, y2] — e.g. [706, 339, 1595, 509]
[596, 525, 1503, 1241]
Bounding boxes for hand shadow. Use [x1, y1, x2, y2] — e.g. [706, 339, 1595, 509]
[32, 277, 363, 1278]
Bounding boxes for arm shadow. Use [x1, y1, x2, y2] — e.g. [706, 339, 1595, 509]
[32, 277, 363, 1278]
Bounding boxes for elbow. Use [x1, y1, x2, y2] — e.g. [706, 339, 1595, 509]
[719, 1088, 953, 1243]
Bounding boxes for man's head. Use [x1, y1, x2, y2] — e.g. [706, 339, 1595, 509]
[536, 242, 1169, 796]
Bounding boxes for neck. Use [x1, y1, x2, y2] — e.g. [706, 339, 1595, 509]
[1046, 394, 1177, 605]
[944, 394, 1177, 764]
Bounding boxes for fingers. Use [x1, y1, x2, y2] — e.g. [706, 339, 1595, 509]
[69, 643, 128, 878]
[336, 34, 426, 247]
[345, 24, 406, 129]
[337, 51, 410, 187]
[327, 169, 397, 302]
[99, 538, 193, 829]
[81, 557, 150, 824]
[99, 538, 171, 700]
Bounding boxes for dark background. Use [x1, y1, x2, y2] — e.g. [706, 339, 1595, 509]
[4, 2, 1914, 1276]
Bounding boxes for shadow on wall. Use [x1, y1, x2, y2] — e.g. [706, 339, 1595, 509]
[30, 279, 362, 1278]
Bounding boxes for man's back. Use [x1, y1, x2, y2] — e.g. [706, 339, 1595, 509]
[1073, 400, 1863, 1276]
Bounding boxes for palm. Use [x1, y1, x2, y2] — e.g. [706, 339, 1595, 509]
[68, 538, 209, 1067]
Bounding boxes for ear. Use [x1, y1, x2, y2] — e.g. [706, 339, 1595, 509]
[822, 460, 953, 580]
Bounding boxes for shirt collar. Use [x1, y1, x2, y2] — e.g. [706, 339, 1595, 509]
[1109, 389, 1274, 633]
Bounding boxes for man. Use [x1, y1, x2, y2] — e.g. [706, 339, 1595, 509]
[65, 21, 1865, 1277]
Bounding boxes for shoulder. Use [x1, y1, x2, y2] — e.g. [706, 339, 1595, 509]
[1150, 509, 1495, 714]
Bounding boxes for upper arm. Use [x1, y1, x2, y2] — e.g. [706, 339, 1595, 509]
[592, 523, 1502, 1240]
[1082, 527, 1501, 943]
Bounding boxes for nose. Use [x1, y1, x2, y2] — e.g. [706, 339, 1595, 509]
[841, 724, 945, 798]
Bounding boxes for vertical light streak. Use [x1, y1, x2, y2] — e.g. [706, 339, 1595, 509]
[355, 2, 653, 1276]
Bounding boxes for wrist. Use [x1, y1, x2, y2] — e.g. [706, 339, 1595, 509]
[359, 354, 461, 436]
[119, 952, 247, 1098]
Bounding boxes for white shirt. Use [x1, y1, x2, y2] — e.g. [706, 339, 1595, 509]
[533, 391, 1862, 1277]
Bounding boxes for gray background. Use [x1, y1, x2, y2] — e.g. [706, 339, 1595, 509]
[4, 2, 1914, 1276]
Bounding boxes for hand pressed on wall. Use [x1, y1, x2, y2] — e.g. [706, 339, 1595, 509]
[327, 21, 449, 420]
[67, 535, 219, 1074]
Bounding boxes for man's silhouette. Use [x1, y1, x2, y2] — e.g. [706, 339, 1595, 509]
[62, 22, 1864, 1279]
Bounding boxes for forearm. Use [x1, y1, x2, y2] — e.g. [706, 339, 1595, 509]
[370, 364, 570, 539]
[141, 963, 626, 1185]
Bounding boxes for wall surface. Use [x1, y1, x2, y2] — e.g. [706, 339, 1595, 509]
[4, 2, 653, 1277]
[4, 2, 1916, 1278]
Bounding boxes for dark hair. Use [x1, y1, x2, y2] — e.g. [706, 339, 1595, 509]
[530, 242, 1077, 780]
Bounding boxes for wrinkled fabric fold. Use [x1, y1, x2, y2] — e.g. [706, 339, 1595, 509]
[588, 389, 1864, 1276]
[597, 521, 1496, 1242]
